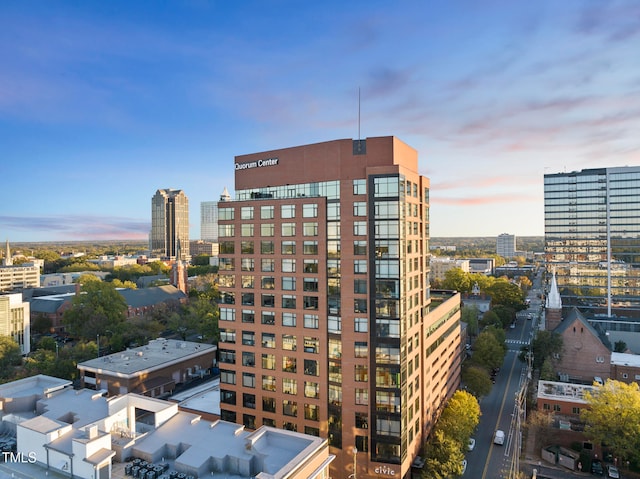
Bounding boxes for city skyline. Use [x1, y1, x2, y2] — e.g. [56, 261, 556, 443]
[1, 1, 639, 242]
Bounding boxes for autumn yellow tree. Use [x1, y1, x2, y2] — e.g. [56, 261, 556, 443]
[582, 380, 640, 464]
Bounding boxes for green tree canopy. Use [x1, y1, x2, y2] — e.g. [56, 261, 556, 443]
[485, 280, 526, 310]
[462, 365, 493, 398]
[461, 306, 479, 337]
[470, 328, 506, 371]
[528, 330, 563, 370]
[62, 281, 128, 341]
[582, 380, 640, 464]
[442, 268, 472, 293]
[0, 336, 22, 378]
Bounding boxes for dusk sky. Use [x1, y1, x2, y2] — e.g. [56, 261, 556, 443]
[2, 1, 639, 242]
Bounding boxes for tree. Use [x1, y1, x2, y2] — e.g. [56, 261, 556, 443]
[614, 340, 627, 353]
[485, 279, 526, 310]
[0, 336, 22, 378]
[539, 357, 556, 381]
[582, 380, 640, 464]
[470, 329, 506, 371]
[461, 306, 479, 337]
[529, 330, 563, 370]
[111, 278, 137, 289]
[62, 281, 128, 341]
[435, 390, 481, 449]
[462, 365, 493, 398]
[492, 305, 516, 329]
[422, 430, 465, 479]
[31, 315, 53, 335]
[480, 310, 501, 329]
[442, 268, 472, 293]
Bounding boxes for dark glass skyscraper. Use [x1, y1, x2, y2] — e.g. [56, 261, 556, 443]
[544, 166, 640, 320]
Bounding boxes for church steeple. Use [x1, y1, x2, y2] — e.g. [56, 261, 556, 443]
[545, 269, 563, 331]
[3, 239, 12, 266]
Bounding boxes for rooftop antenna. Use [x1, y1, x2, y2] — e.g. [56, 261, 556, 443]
[358, 87, 361, 142]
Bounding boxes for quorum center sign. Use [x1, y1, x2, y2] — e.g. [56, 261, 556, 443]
[235, 158, 279, 170]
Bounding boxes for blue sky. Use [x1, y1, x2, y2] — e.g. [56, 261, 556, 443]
[1, 1, 639, 242]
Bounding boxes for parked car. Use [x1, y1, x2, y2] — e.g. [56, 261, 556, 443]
[493, 430, 505, 445]
[461, 459, 467, 475]
[591, 459, 604, 476]
[607, 465, 620, 479]
[467, 438, 476, 451]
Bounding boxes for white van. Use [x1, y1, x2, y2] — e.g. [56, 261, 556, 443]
[493, 430, 505, 445]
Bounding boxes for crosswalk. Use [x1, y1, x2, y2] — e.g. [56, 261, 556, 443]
[505, 339, 530, 352]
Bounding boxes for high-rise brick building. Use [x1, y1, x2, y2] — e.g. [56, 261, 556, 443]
[216, 137, 461, 479]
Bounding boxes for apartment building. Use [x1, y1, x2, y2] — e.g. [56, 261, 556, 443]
[216, 136, 461, 479]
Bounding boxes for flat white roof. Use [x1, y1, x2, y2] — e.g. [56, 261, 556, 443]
[78, 339, 216, 376]
[611, 351, 640, 368]
[537, 380, 595, 404]
[0, 374, 71, 399]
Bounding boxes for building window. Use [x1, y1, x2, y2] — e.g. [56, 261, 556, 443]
[356, 413, 369, 429]
[241, 275, 254, 288]
[304, 313, 319, 328]
[262, 396, 276, 413]
[356, 388, 369, 405]
[302, 203, 318, 218]
[304, 259, 318, 273]
[354, 279, 367, 294]
[281, 223, 296, 236]
[241, 224, 254, 237]
[354, 260, 367, 274]
[220, 390, 236, 405]
[355, 364, 368, 382]
[328, 316, 341, 333]
[218, 225, 235, 238]
[553, 404, 561, 412]
[303, 222, 318, 236]
[354, 299, 367, 313]
[241, 258, 254, 271]
[303, 296, 319, 311]
[243, 414, 256, 429]
[262, 353, 276, 370]
[241, 292, 254, 306]
[304, 359, 319, 376]
[220, 329, 236, 343]
[261, 311, 275, 325]
[353, 179, 366, 195]
[303, 278, 318, 292]
[261, 259, 275, 272]
[262, 375, 276, 391]
[220, 241, 234, 254]
[261, 205, 274, 219]
[354, 241, 366, 255]
[219, 207, 235, 220]
[220, 369, 236, 385]
[262, 333, 276, 348]
[283, 356, 297, 373]
[355, 341, 367, 357]
[242, 351, 255, 367]
[261, 294, 275, 307]
[241, 241, 254, 254]
[282, 334, 297, 351]
[305, 382, 320, 399]
[219, 349, 236, 364]
[282, 259, 296, 272]
[283, 400, 298, 417]
[261, 276, 275, 290]
[261, 224, 275, 237]
[281, 205, 296, 219]
[327, 202, 340, 220]
[572, 407, 580, 414]
[282, 312, 297, 327]
[354, 221, 367, 236]
[242, 310, 255, 323]
[303, 241, 318, 255]
[303, 337, 319, 353]
[282, 277, 297, 291]
[283, 377, 297, 395]
[243, 372, 256, 388]
[304, 403, 319, 420]
[596, 356, 605, 363]
[282, 295, 297, 309]
[282, 241, 296, 255]
[241, 206, 254, 220]
[242, 331, 255, 346]
[220, 308, 235, 322]
[353, 202, 366, 217]
[355, 317, 368, 333]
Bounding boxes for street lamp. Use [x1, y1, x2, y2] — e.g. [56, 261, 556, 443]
[97, 334, 100, 358]
[348, 447, 358, 479]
